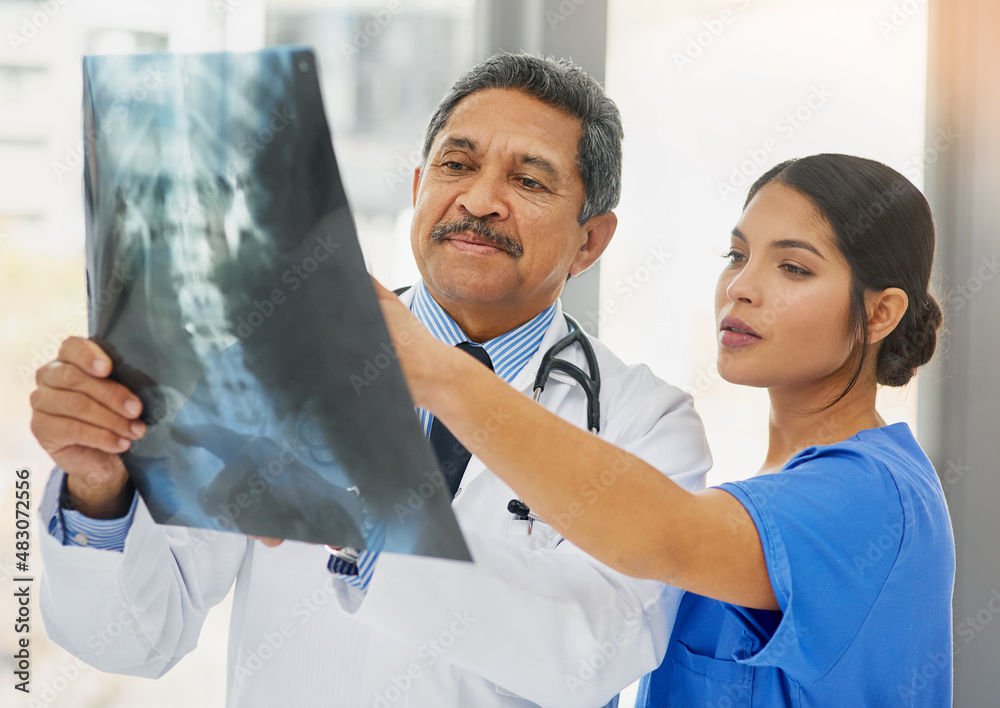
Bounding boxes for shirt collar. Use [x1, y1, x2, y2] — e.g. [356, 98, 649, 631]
[410, 280, 557, 384]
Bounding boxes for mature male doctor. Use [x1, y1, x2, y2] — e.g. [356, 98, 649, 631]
[31, 53, 710, 708]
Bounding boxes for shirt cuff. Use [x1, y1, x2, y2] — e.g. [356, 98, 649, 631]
[327, 522, 386, 593]
[46, 477, 138, 552]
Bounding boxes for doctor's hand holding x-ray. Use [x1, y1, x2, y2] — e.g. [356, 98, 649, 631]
[30, 53, 712, 708]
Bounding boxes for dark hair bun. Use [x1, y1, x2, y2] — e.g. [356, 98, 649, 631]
[876, 294, 943, 387]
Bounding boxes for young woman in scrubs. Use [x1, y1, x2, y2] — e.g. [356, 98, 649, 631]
[375, 153, 955, 705]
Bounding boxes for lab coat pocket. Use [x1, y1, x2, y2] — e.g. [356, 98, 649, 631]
[668, 641, 753, 707]
[506, 518, 562, 552]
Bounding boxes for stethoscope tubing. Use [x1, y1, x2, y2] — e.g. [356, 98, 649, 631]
[532, 313, 601, 434]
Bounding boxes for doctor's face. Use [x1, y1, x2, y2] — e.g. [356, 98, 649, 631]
[715, 182, 858, 391]
[410, 88, 611, 330]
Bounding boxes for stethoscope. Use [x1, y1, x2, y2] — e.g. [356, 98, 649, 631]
[510, 312, 601, 533]
[532, 313, 601, 434]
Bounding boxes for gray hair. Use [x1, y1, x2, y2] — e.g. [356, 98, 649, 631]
[421, 52, 623, 225]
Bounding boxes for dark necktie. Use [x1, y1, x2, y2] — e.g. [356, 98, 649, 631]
[429, 342, 494, 498]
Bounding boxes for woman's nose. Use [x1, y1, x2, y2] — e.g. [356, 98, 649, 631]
[726, 266, 757, 304]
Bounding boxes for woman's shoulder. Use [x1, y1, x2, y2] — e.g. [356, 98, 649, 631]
[783, 422, 934, 485]
[723, 423, 943, 538]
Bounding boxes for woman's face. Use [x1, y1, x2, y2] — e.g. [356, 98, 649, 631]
[714, 181, 858, 390]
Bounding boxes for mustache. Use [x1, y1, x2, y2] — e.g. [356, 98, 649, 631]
[429, 217, 523, 258]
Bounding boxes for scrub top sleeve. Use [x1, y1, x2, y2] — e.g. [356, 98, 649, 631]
[719, 445, 905, 684]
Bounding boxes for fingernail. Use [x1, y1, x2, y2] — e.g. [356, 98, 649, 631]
[125, 399, 141, 416]
[118, 437, 130, 450]
[93, 359, 111, 376]
[130, 421, 145, 438]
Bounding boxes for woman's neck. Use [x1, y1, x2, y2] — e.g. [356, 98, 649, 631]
[760, 376, 884, 475]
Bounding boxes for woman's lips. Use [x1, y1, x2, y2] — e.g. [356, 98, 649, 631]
[719, 330, 762, 348]
[719, 314, 763, 348]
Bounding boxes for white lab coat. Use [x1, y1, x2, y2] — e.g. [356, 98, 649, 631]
[38, 291, 711, 708]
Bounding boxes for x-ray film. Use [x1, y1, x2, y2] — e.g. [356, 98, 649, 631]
[82, 47, 469, 561]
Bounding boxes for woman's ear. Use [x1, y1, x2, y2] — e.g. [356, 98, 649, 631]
[866, 287, 909, 345]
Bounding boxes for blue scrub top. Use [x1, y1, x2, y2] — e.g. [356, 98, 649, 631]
[638, 423, 954, 707]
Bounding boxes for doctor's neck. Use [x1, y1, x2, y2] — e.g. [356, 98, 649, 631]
[758, 370, 884, 476]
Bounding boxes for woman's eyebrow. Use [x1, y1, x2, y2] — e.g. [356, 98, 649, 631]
[730, 227, 826, 260]
[771, 239, 826, 260]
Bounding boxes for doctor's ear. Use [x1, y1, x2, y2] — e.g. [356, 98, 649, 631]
[412, 167, 422, 207]
[569, 211, 617, 277]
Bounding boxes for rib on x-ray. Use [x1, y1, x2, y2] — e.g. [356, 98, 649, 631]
[82, 47, 469, 561]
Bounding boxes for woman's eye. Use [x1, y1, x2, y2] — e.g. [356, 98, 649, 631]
[780, 263, 812, 276]
[723, 249, 747, 264]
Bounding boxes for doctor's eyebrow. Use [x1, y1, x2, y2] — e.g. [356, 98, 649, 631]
[438, 136, 478, 155]
[520, 155, 559, 182]
[731, 227, 827, 261]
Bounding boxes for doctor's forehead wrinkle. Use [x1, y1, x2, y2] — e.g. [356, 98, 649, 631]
[730, 227, 827, 260]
